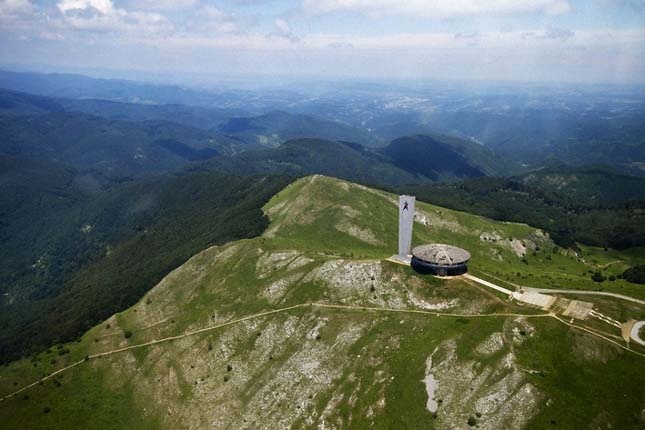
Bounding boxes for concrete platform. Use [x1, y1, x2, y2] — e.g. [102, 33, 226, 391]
[562, 300, 594, 320]
[387, 254, 411, 266]
[514, 291, 556, 310]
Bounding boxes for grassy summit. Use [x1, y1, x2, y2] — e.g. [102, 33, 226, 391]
[1, 175, 644, 429]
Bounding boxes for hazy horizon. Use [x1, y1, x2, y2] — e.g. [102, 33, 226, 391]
[1, 1, 644, 85]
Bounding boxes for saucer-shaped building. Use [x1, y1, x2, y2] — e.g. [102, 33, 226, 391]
[411, 244, 471, 276]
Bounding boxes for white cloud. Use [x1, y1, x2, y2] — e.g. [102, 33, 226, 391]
[0, 0, 33, 15]
[57, 0, 114, 15]
[55, 0, 172, 34]
[274, 18, 289, 34]
[200, 5, 228, 20]
[596, 0, 645, 13]
[107, 27, 641, 82]
[188, 6, 238, 33]
[129, 0, 200, 11]
[302, 0, 571, 18]
[40, 31, 65, 40]
[129, 27, 642, 53]
[0, 0, 37, 31]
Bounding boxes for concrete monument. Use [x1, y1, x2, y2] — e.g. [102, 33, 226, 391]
[398, 195, 416, 261]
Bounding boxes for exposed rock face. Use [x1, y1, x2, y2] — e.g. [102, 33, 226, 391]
[479, 229, 552, 258]
[335, 220, 383, 245]
[432, 324, 543, 430]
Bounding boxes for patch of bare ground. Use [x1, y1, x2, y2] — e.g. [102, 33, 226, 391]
[305, 259, 461, 311]
[432, 319, 543, 429]
[119, 311, 371, 430]
[335, 220, 384, 245]
[570, 331, 620, 364]
[415, 209, 466, 234]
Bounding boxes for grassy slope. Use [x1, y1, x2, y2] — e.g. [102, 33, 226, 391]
[0, 175, 644, 429]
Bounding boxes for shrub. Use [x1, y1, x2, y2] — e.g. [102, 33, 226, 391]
[124, 331, 133, 339]
[591, 272, 605, 283]
[623, 265, 645, 284]
[467, 416, 477, 426]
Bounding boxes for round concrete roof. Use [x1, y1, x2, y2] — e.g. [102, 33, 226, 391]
[412, 244, 471, 266]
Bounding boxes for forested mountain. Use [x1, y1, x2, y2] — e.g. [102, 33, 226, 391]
[381, 134, 510, 179]
[217, 110, 378, 147]
[0, 89, 379, 149]
[398, 165, 645, 249]
[197, 138, 422, 185]
[518, 162, 645, 207]
[0, 156, 292, 362]
[388, 104, 645, 173]
[0, 111, 241, 178]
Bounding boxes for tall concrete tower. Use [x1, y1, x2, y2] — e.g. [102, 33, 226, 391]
[398, 195, 416, 259]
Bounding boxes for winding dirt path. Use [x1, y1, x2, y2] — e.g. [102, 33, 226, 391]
[2, 301, 644, 403]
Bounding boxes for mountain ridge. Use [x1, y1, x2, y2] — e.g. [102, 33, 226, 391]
[1, 175, 644, 429]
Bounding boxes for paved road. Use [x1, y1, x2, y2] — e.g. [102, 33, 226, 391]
[463, 274, 514, 296]
[524, 287, 645, 305]
[478, 270, 645, 306]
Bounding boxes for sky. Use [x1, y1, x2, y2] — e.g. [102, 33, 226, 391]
[0, 0, 644, 84]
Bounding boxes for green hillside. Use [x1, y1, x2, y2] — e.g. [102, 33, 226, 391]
[1, 176, 644, 429]
[0, 157, 293, 362]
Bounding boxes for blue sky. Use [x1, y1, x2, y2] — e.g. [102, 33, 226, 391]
[0, 0, 644, 83]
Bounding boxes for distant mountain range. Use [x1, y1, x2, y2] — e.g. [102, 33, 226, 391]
[197, 136, 506, 186]
[217, 110, 378, 147]
[0, 88, 511, 180]
[0, 70, 225, 107]
[3, 69, 644, 174]
[0, 111, 236, 177]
